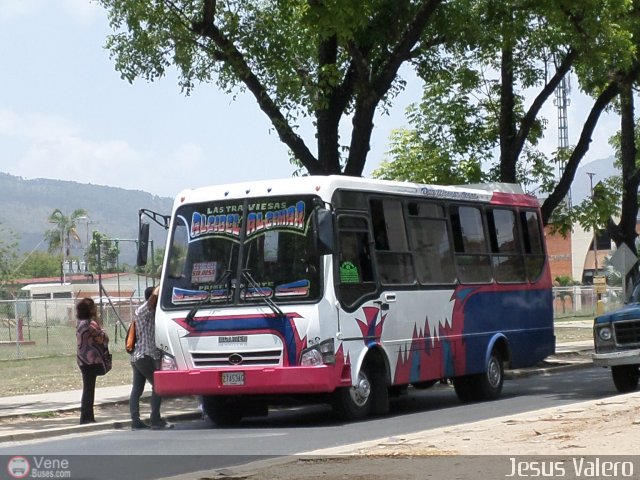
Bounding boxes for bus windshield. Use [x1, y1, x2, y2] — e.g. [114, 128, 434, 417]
[162, 195, 322, 309]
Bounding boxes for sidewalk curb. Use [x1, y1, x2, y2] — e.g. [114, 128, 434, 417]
[0, 411, 202, 443]
[506, 360, 592, 379]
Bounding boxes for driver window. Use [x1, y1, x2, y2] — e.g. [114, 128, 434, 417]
[336, 215, 376, 308]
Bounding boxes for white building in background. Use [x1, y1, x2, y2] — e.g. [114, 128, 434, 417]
[19, 273, 156, 325]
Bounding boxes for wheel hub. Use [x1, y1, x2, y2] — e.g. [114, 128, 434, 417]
[487, 357, 501, 388]
[349, 373, 371, 407]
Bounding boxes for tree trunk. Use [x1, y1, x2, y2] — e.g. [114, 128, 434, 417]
[499, 41, 517, 182]
[611, 82, 640, 287]
[541, 80, 620, 224]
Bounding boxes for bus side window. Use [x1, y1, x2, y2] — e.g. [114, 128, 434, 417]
[487, 208, 526, 283]
[407, 201, 456, 285]
[520, 210, 545, 281]
[370, 198, 415, 285]
[450, 205, 492, 283]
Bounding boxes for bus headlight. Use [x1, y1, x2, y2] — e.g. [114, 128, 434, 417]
[598, 326, 613, 342]
[160, 352, 177, 371]
[300, 339, 335, 366]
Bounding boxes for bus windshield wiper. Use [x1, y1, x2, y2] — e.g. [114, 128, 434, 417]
[184, 292, 210, 327]
[185, 269, 233, 326]
[242, 269, 284, 318]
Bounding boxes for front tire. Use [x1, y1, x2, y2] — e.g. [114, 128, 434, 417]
[611, 365, 639, 393]
[332, 364, 389, 420]
[202, 396, 243, 427]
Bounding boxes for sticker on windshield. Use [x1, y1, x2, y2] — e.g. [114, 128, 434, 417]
[192, 261, 219, 284]
[172, 287, 209, 304]
[242, 286, 274, 299]
[275, 280, 310, 298]
[172, 287, 230, 304]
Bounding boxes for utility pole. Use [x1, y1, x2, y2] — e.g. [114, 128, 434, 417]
[587, 172, 605, 315]
[587, 172, 598, 276]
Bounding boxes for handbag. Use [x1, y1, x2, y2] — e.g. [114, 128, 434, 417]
[97, 343, 112, 376]
[125, 321, 136, 354]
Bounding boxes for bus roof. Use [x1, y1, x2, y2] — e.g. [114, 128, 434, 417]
[174, 176, 537, 208]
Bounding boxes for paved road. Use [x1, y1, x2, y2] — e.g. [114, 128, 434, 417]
[0, 364, 619, 480]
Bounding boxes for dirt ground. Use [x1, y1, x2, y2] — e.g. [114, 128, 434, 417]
[165, 391, 640, 480]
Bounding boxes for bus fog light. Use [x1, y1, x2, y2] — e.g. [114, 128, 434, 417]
[301, 349, 323, 366]
[598, 327, 612, 341]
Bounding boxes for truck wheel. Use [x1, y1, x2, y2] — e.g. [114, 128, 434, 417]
[611, 365, 640, 393]
[202, 396, 243, 427]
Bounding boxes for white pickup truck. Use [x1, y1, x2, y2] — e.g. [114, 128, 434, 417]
[592, 285, 640, 393]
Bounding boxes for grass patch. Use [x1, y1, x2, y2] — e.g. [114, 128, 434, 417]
[0, 351, 133, 397]
[27, 411, 58, 419]
[0, 323, 127, 361]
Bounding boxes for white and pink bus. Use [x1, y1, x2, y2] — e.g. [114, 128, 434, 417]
[148, 176, 555, 425]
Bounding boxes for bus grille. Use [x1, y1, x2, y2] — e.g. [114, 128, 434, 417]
[190, 349, 282, 367]
[615, 320, 640, 347]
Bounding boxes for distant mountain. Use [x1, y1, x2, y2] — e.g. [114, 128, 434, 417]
[571, 156, 619, 204]
[0, 172, 174, 265]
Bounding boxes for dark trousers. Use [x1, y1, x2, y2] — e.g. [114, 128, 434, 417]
[130, 356, 162, 423]
[79, 364, 102, 424]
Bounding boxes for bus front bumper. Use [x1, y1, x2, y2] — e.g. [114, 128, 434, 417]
[154, 365, 350, 396]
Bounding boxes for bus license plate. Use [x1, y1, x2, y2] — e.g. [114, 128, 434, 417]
[221, 372, 245, 386]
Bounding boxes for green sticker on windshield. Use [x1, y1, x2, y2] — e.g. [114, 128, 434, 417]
[340, 261, 360, 283]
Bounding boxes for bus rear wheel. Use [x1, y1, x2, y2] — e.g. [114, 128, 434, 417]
[611, 365, 639, 393]
[454, 351, 504, 403]
[202, 396, 243, 427]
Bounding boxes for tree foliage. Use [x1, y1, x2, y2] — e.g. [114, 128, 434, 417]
[14, 251, 61, 279]
[0, 224, 18, 288]
[45, 209, 89, 259]
[85, 231, 121, 274]
[98, 0, 447, 176]
[376, 0, 640, 228]
[98, 0, 640, 267]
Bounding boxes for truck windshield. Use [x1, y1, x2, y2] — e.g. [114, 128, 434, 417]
[162, 195, 322, 309]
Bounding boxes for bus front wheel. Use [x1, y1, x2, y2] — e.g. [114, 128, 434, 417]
[332, 364, 388, 420]
[202, 396, 243, 427]
[611, 365, 639, 393]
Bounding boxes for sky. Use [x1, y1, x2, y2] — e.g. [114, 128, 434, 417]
[0, 0, 622, 200]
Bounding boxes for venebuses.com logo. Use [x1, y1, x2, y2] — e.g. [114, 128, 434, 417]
[7, 456, 30, 479]
[6, 455, 71, 479]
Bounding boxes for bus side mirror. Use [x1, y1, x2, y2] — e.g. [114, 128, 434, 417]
[315, 208, 334, 256]
[137, 222, 150, 266]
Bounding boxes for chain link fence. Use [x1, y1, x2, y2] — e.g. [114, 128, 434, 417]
[553, 286, 624, 319]
[0, 297, 144, 361]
